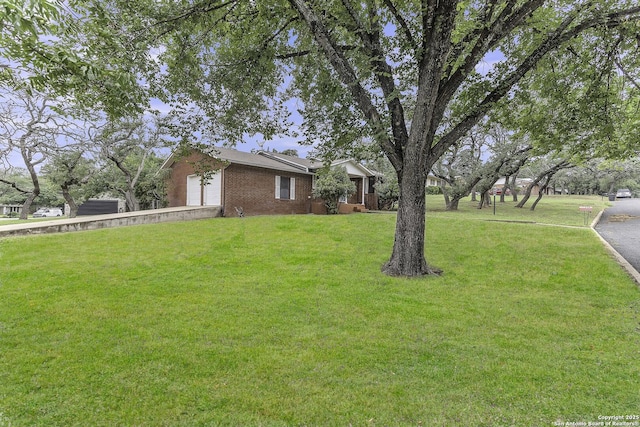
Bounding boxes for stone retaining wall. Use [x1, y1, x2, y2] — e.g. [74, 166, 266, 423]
[0, 206, 222, 238]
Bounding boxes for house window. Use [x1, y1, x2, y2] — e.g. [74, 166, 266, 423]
[280, 177, 291, 199]
[275, 176, 296, 200]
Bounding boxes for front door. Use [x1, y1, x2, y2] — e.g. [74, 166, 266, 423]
[348, 178, 363, 204]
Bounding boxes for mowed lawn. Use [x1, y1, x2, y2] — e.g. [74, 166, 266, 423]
[0, 198, 638, 425]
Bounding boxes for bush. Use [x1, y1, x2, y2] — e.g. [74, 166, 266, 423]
[426, 186, 442, 195]
[375, 175, 399, 210]
[312, 166, 356, 214]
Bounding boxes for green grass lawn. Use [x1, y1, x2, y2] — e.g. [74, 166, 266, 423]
[0, 196, 638, 425]
[425, 193, 611, 227]
[0, 216, 67, 226]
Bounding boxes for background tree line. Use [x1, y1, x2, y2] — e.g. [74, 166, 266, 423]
[0, 83, 168, 219]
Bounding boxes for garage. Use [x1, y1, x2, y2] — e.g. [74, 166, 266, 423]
[186, 172, 222, 206]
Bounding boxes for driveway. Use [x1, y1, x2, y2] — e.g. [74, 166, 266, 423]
[594, 198, 640, 275]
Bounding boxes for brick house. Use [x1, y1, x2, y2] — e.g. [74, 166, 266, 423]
[161, 147, 378, 217]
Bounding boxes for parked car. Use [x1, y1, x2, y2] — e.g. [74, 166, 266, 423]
[616, 188, 632, 199]
[32, 208, 64, 217]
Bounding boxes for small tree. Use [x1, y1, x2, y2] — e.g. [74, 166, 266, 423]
[93, 117, 168, 212]
[312, 166, 355, 215]
[42, 150, 96, 218]
[0, 86, 70, 219]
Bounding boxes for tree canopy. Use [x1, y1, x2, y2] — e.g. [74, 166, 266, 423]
[0, 0, 143, 117]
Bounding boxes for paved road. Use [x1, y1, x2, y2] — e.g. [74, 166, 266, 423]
[595, 198, 640, 274]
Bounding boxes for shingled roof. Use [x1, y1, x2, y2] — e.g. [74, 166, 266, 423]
[161, 146, 315, 175]
[162, 146, 376, 177]
[257, 150, 323, 172]
[207, 147, 316, 174]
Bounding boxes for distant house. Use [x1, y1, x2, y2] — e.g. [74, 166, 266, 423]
[493, 177, 545, 195]
[161, 147, 379, 217]
[0, 204, 22, 217]
[426, 175, 444, 188]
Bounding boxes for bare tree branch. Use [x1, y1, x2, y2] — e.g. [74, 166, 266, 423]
[0, 178, 30, 194]
[381, 0, 418, 52]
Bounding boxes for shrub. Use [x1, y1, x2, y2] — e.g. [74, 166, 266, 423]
[375, 174, 399, 210]
[426, 185, 442, 195]
[312, 166, 355, 214]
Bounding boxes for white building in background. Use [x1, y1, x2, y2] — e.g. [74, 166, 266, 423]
[0, 204, 22, 216]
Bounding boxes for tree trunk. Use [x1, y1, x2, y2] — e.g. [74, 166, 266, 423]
[531, 173, 556, 210]
[478, 191, 491, 209]
[530, 190, 544, 211]
[442, 188, 450, 208]
[124, 188, 140, 212]
[382, 159, 440, 277]
[509, 175, 519, 202]
[517, 161, 571, 208]
[515, 183, 534, 208]
[61, 185, 78, 218]
[446, 196, 461, 211]
[20, 190, 39, 220]
[530, 176, 551, 211]
[500, 175, 509, 203]
[20, 158, 41, 220]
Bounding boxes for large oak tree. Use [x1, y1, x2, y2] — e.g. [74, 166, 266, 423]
[62, 0, 640, 276]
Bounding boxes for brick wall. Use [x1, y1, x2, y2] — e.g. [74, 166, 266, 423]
[224, 164, 313, 217]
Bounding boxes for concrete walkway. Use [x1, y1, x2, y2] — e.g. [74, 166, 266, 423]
[0, 206, 222, 238]
[593, 198, 640, 286]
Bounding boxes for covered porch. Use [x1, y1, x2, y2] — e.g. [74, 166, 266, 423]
[340, 162, 378, 211]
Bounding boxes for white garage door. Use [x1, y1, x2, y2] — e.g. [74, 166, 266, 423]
[203, 172, 222, 205]
[186, 175, 201, 206]
[187, 172, 222, 206]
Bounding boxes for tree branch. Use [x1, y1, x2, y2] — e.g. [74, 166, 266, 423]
[433, 4, 640, 161]
[446, 0, 505, 72]
[287, 0, 402, 170]
[0, 178, 30, 194]
[413, 0, 458, 162]
[150, 0, 240, 29]
[338, 0, 410, 168]
[382, 0, 418, 53]
[615, 57, 640, 91]
[441, 0, 546, 111]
